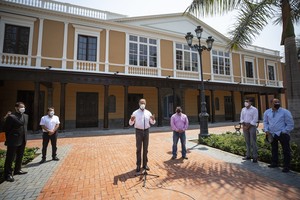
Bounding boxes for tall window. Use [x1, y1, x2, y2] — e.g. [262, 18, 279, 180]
[268, 65, 275, 80]
[212, 50, 231, 75]
[176, 43, 198, 72]
[129, 35, 157, 67]
[245, 61, 254, 78]
[3, 24, 30, 55]
[77, 35, 97, 61]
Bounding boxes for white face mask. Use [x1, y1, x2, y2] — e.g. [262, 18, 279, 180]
[49, 111, 54, 117]
[19, 107, 25, 113]
[140, 104, 146, 110]
[244, 102, 249, 107]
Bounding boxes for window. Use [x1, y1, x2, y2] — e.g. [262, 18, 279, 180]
[176, 43, 198, 72]
[73, 24, 100, 66]
[268, 65, 275, 80]
[245, 61, 254, 78]
[3, 24, 30, 55]
[212, 50, 231, 75]
[77, 35, 97, 61]
[129, 35, 157, 67]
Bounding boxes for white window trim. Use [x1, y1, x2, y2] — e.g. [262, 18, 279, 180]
[73, 24, 101, 70]
[126, 34, 159, 68]
[266, 61, 277, 81]
[174, 42, 199, 72]
[244, 57, 255, 79]
[0, 13, 36, 66]
[211, 49, 232, 83]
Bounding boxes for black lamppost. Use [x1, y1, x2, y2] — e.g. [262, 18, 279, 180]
[185, 26, 214, 140]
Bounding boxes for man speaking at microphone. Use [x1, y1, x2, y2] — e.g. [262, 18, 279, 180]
[129, 99, 156, 172]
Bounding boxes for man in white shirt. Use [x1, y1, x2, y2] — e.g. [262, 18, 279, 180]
[240, 98, 259, 163]
[39, 107, 60, 164]
[129, 99, 156, 172]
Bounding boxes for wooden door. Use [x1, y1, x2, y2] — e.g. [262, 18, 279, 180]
[127, 94, 143, 120]
[224, 96, 233, 120]
[76, 92, 98, 128]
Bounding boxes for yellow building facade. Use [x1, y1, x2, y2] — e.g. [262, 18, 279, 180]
[0, 0, 284, 131]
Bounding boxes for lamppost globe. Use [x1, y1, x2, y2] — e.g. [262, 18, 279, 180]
[185, 27, 214, 142]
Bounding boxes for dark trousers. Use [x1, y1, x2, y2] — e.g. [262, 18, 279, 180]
[271, 133, 291, 168]
[172, 131, 187, 157]
[42, 132, 57, 159]
[4, 141, 26, 177]
[135, 129, 149, 167]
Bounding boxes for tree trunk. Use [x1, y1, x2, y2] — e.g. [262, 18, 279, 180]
[284, 36, 300, 133]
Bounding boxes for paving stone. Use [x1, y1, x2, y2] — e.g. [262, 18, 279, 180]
[0, 122, 299, 199]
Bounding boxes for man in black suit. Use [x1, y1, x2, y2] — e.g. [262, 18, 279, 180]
[3, 102, 28, 182]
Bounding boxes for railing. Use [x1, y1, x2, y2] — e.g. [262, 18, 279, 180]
[0, 53, 284, 87]
[176, 70, 199, 79]
[74, 60, 98, 71]
[1, 53, 30, 66]
[2, 0, 126, 20]
[127, 66, 158, 76]
[244, 77, 257, 85]
[213, 74, 232, 82]
[245, 45, 280, 57]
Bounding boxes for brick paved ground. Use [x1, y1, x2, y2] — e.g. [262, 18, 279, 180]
[1, 123, 300, 200]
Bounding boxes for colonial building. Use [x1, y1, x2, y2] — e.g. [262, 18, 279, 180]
[0, 0, 284, 132]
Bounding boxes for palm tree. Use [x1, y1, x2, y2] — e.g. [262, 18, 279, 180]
[185, 0, 300, 132]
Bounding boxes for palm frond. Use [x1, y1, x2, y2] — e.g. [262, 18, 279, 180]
[184, 0, 244, 17]
[227, 0, 276, 50]
[290, 0, 300, 23]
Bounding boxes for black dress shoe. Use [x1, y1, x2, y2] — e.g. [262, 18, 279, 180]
[39, 158, 46, 164]
[242, 156, 251, 160]
[5, 175, 14, 182]
[136, 166, 141, 172]
[52, 157, 59, 161]
[268, 163, 278, 168]
[143, 165, 150, 171]
[14, 170, 28, 175]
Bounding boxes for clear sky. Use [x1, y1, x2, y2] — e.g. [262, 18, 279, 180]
[56, 0, 300, 57]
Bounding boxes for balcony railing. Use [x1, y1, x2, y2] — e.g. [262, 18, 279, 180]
[2, 0, 126, 20]
[0, 52, 284, 87]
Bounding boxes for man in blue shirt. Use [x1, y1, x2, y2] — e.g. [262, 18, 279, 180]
[263, 98, 294, 172]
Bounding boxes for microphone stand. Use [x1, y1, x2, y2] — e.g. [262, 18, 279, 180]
[135, 169, 159, 187]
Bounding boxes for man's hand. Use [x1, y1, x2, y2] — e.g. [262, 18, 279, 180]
[150, 114, 155, 120]
[48, 130, 54, 135]
[130, 115, 136, 121]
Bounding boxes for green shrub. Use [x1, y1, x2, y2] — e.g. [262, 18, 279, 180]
[0, 147, 39, 177]
[198, 132, 300, 172]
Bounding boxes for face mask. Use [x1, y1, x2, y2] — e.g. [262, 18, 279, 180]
[140, 104, 145, 110]
[274, 103, 280, 110]
[244, 102, 249, 107]
[19, 108, 25, 113]
[49, 111, 54, 117]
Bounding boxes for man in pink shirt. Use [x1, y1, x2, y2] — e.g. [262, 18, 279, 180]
[170, 106, 189, 160]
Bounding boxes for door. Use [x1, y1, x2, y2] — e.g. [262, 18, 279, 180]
[224, 96, 233, 120]
[127, 94, 143, 121]
[17, 90, 45, 130]
[76, 92, 98, 128]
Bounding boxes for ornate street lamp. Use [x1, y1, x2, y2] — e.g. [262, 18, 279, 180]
[185, 26, 214, 140]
